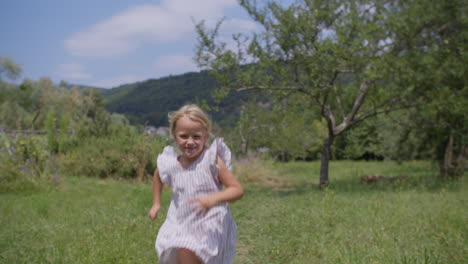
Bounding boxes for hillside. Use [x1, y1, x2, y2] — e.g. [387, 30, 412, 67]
[98, 71, 260, 128]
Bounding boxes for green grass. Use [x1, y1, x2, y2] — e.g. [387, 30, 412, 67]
[0, 161, 466, 263]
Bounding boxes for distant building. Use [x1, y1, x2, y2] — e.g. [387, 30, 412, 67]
[145, 126, 170, 137]
[155, 127, 170, 137]
[145, 126, 157, 135]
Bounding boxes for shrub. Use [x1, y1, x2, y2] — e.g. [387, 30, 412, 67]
[58, 134, 166, 180]
[0, 133, 60, 193]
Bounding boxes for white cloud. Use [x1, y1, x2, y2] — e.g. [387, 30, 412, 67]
[163, 0, 236, 18]
[57, 63, 92, 80]
[91, 74, 142, 89]
[65, 0, 242, 57]
[222, 18, 260, 34]
[153, 54, 198, 75]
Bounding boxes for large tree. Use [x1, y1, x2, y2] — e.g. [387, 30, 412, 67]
[195, 0, 466, 186]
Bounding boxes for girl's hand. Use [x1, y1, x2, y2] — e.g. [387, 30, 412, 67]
[148, 204, 160, 220]
[190, 195, 217, 211]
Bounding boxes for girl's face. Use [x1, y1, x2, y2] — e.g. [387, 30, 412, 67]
[173, 116, 208, 162]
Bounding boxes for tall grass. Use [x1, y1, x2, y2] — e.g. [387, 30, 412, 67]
[0, 161, 466, 263]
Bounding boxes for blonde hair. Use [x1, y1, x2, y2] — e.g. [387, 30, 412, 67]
[169, 104, 212, 138]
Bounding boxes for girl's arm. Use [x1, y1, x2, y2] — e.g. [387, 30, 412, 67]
[192, 156, 244, 210]
[148, 168, 163, 220]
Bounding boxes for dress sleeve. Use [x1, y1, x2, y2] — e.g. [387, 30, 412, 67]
[156, 145, 177, 186]
[208, 138, 233, 183]
[214, 138, 232, 171]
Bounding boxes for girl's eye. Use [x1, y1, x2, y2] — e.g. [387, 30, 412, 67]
[180, 135, 188, 139]
[193, 136, 200, 140]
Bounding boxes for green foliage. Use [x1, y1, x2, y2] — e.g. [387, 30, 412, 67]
[264, 104, 327, 160]
[58, 113, 71, 153]
[0, 161, 465, 263]
[334, 112, 426, 161]
[387, 0, 467, 177]
[45, 108, 58, 153]
[0, 56, 22, 81]
[0, 133, 59, 193]
[0, 64, 167, 181]
[58, 134, 166, 180]
[0, 99, 32, 129]
[0, 75, 120, 138]
[226, 100, 327, 160]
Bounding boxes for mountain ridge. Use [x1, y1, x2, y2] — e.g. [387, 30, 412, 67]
[95, 70, 259, 128]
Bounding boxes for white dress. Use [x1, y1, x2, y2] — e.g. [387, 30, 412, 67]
[155, 138, 237, 264]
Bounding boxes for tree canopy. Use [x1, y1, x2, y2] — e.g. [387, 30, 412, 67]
[196, 0, 467, 185]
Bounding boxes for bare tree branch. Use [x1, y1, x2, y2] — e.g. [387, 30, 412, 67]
[332, 79, 371, 135]
[333, 84, 346, 121]
[346, 79, 371, 123]
[322, 103, 336, 134]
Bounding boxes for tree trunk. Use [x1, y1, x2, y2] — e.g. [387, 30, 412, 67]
[241, 138, 248, 155]
[319, 135, 334, 188]
[442, 131, 454, 178]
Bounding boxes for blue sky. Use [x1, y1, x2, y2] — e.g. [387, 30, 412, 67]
[0, 0, 262, 88]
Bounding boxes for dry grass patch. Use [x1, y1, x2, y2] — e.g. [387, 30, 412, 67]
[233, 156, 287, 186]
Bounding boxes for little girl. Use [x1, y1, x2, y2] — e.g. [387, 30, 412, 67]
[148, 104, 243, 264]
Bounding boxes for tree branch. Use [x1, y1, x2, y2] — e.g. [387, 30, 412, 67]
[328, 71, 346, 121]
[351, 101, 416, 125]
[333, 79, 371, 135]
[322, 103, 336, 135]
[347, 80, 371, 122]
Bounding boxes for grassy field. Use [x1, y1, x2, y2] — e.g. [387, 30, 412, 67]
[0, 161, 466, 263]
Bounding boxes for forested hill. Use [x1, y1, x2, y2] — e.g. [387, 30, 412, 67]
[98, 71, 257, 128]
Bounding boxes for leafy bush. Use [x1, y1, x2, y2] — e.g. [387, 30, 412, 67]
[0, 133, 59, 193]
[58, 134, 166, 180]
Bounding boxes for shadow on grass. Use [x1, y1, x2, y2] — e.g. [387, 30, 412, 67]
[328, 175, 465, 193]
[245, 175, 465, 197]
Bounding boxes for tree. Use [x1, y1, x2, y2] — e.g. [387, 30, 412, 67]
[45, 108, 58, 153]
[0, 56, 22, 81]
[418, 0, 466, 178]
[195, 0, 466, 186]
[373, 0, 467, 177]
